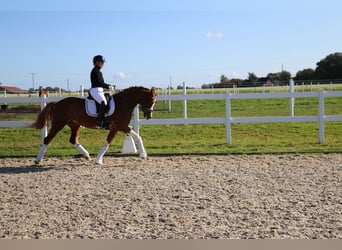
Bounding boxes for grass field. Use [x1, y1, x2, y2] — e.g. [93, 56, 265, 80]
[0, 122, 341, 158]
[0, 86, 341, 157]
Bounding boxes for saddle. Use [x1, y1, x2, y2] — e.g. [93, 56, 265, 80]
[85, 92, 115, 117]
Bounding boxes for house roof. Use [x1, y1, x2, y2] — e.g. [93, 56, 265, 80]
[0, 85, 28, 94]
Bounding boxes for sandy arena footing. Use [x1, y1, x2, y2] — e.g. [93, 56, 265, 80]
[0, 155, 341, 239]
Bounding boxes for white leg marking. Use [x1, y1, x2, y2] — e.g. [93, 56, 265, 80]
[128, 130, 147, 159]
[96, 141, 110, 165]
[73, 143, 91, 160]
[35, 144, 48, 164]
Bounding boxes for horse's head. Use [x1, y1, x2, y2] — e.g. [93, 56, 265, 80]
[140, 87, 156, 120]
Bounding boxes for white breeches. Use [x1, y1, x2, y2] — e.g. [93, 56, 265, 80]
[89, 87, 107, 105]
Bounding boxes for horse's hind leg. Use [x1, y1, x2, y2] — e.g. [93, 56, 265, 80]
[35, 121, 65, 164]
[69, 124, 91, 161]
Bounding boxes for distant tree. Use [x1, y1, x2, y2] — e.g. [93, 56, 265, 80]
[229, 78, 243, 84]
[247, 72, 258, 82]
[177, 85, 194, 90]
[279, 70, 292, 81]
[220, 74, 229, 84]
[267, 71, 291, 82]
[201, 84, 210, 89]
[315, 52, 342, 79]
[52, 87, 67, 92]
[267, 72, 279, 81]
[295, 68, 316, 80]
[45, 86, 54, 91]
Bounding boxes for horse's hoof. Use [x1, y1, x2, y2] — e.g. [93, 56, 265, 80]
[95, 159, 103, 165]
[86, 156, 92, 161]
[34, 160, 41, 165]
[139, 153, 148, 160]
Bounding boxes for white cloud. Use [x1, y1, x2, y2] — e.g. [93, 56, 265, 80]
[205, 32, 224, 38]
[114, 72, 126, 79]
[209, 71, 220, 77]
[232, 72, 240, 78]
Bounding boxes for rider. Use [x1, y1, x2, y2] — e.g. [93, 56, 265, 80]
[89, 55, 112, 129]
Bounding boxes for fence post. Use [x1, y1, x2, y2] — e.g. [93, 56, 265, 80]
[80, 85, 84, 97]
[225, 92, 232, 144]
[4, 90, 7, 105]
[318, 90, 325, 144]
[289, 79, 295, 117]
[133, 105, 140, 135]
[163, 88, 166, 104]
[40, 95, 48, 143]
[183, 82, 187, 125]
[168, 85, 172, 111]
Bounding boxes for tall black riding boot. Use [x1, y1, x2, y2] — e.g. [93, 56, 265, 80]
[96, 101, 109, 129]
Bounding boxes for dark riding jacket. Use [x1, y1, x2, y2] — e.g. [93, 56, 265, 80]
[90, 66, 111, 89]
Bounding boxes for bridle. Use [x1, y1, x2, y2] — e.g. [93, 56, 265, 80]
[142, 98, 156, 118]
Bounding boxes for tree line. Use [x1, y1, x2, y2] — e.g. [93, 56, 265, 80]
[28, 86, 69, 93]
[202, 52, 342, 89]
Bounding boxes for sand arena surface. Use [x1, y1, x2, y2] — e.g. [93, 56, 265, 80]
[0, 155, 341, 239]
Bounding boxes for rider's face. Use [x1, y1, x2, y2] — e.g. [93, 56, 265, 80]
[95, 61, 105, 68]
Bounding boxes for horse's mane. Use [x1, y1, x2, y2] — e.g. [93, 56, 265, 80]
[114, 86, 150, 97]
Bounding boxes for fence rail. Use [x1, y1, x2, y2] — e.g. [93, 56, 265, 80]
[1, 90, 342, 145]
[133, 90, 342, 144]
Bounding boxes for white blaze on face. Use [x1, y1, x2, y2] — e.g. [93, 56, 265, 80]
[149, 99, 156, 118]
[151, 100, 156, 111]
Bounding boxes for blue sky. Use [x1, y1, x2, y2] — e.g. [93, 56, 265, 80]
[0, 0, 341, 90]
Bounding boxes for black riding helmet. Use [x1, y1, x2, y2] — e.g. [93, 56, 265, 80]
[93, 55, 106, 64]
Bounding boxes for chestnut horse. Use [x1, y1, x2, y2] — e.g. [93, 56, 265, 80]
[33, 86, 156, 164]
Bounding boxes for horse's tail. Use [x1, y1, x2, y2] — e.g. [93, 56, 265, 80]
[31, 102, 56, 129]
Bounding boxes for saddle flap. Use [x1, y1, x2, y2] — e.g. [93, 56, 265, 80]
[85, 97, 115, 118]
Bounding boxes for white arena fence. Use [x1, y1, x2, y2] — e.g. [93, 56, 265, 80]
[133, 90, 342, 145]
[1, 90, 342, 145]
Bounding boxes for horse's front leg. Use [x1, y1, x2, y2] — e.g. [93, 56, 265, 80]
[127, 129, 147, 159]
[69, 124, 91, 161]
[95, 129, 118, 165]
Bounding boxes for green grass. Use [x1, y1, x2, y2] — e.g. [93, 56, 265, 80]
[141, 123, 342, 154]
[0, 122, 341, 158]
[0, 85, 341, 157]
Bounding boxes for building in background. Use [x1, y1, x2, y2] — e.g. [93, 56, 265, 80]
[0, 85, 28, 94]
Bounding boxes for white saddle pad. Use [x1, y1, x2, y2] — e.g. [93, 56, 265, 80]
[85, 97, 115, 117]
